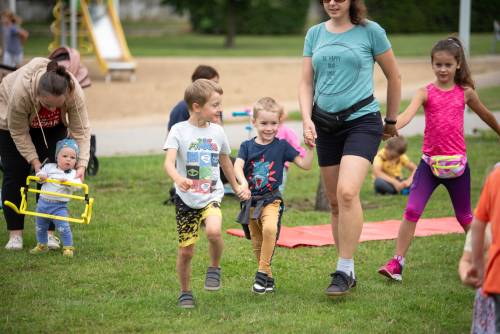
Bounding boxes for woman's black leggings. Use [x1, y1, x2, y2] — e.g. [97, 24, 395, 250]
[0, 124, 67, 231]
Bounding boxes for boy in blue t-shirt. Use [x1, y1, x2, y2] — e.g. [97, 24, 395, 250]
[234, 97, 314, 294]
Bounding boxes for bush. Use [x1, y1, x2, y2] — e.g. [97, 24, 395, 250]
[168, 0, 309, 35]
[365, 0, 499, 33]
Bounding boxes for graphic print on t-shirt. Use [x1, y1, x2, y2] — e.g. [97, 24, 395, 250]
[186, 138, 219, 194]
[247, 155, 277, 193]
[30, 107, 62, 128]
[315, 42, 361, 97]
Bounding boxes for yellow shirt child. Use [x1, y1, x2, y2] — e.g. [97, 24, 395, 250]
[372, 136, 416, 195]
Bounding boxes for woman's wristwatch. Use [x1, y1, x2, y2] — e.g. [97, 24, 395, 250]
[384, 118, 397, 125]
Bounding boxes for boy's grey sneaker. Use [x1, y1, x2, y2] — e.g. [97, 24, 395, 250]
[204, 267, 221, 291]
[265, 276, 275, 293]
[252, 271, 268, 294]
[325, 271, 356, 296]
[178, 291, 195, 309]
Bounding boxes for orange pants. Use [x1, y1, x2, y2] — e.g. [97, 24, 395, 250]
[248, 200, 281, 277]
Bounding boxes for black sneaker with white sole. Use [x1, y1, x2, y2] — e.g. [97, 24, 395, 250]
[252, 271, 268, 294]
[266, 276, 275, 293]
[325, 270, 356, 296]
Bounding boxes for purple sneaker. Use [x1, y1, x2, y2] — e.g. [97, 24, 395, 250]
[378, 258, 403, 281]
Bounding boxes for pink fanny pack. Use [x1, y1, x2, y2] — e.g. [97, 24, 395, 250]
[422, 154, 467, 179]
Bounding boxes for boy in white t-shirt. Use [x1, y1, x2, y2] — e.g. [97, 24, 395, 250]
[163, 79, 249, 308]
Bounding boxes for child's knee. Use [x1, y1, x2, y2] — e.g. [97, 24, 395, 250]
[262, 223, 277, 237]
[178, 245, 195, 259]
[403, 206, 421, 223]
[57, 224, 72, 236]
[206, 229, 222, 241]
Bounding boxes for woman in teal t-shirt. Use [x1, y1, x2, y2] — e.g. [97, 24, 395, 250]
[298, 0, 401, 297]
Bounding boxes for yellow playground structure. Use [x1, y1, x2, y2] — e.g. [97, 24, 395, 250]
[50, 0, 135, 82]
[3, 176, 95, 225]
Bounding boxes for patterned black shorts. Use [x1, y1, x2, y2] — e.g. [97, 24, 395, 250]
[174, 196, 221, 247]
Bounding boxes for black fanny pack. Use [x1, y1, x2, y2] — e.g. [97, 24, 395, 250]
[311, 95, 374, 133]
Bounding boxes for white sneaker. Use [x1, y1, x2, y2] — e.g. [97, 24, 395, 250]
[5, 235, 23, 250]
[47, 235, 61, 250]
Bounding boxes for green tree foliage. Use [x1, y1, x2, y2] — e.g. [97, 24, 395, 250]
[162, 0, 309, 35]
[365, 0, 499, 33]
[164, 0, 498, 35]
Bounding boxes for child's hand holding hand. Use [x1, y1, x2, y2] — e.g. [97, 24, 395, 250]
[304, 129, 315, 148]
[175, 177, 193, 192]
[465, 264, 483, 288]
[236, 184, 251, 201]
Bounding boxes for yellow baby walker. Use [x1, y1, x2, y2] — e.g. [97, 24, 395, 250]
[3, 176, 94, 224]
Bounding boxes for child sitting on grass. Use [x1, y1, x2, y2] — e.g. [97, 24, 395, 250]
[30, 139, 82, 258]
[372, 136, 416, 195]
[164, 79, 248, 308]
[235, 97, 314, 294]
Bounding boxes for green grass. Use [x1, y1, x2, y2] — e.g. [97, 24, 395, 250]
[24, 29, 497, 58]
[476, 85, 500, 111]
[1, 132, 499, 333]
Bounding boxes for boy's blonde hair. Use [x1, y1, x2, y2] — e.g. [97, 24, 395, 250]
[253, 97, 283, 120]
[184, 79, 223, 112]
[385, 136, 407, 155]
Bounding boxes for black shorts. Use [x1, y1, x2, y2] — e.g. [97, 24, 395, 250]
[316, 112, 383, 167]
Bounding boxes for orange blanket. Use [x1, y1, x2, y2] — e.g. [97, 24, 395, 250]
[226, 217, 464, 248]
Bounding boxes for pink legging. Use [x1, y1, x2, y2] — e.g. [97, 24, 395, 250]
[404, 160, 472, 227]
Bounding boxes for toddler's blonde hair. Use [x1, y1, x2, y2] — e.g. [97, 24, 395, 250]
[253, 97, 283, 120]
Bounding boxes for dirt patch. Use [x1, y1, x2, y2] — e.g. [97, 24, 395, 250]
[80, 56, 500, 128]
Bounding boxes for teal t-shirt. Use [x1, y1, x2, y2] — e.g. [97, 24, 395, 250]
[303, 20, 391, 120]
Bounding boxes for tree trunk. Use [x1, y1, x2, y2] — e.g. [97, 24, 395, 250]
[224, 0, 236, 48]
[315, 176, 330, 211]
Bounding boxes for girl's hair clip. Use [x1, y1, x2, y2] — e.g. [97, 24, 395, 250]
[447, 38, 461, 48]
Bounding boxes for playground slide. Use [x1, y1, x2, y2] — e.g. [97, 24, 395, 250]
[80, 0, 135, 81]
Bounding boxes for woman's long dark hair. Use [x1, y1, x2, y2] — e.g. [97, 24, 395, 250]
[348, 0, 367, 25]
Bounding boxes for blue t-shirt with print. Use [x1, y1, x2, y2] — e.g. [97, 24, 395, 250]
[238, 138, 299, 196]
[303, 20, 391, 120]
